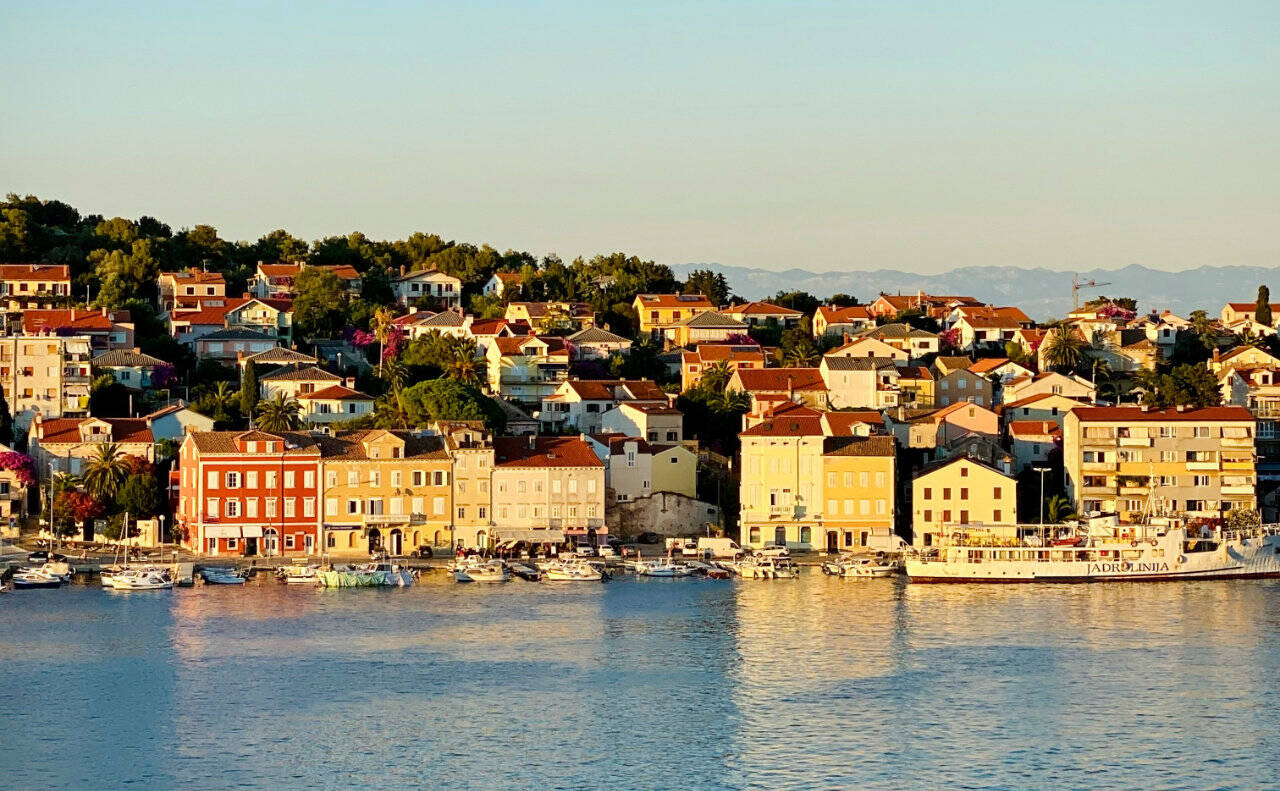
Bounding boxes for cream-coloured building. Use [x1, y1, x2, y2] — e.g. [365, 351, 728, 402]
[1063, 406, 1256, 523]
[0, 264, 71, 310]
[600, 401, 683, 444]
[491, 436, 606, 544]
[912, 456, 1018, 547]
[0, 334, 92, 428]
[28, 416, 155, 479]
[438, 421, 494, 550]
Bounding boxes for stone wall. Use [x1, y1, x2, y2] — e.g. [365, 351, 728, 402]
[607, 492, 722, 539]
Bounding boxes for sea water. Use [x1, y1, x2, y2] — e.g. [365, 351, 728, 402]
[2, 573, 1278, 790]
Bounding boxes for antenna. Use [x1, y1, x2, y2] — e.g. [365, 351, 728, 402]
[1072, 275, 1113, 310]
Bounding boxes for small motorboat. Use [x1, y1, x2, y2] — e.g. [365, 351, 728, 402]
[506, 561, 543, 581]
[637, 558, 694, 578]
[23, 561, 74, 582]
[278, 564, 320, 584]
[542, 560, 604, 582]
[453, 559, 511, 583]
[740, 557, 799, 579]
[13, 568, 64, 589]
[200, 567, 247, 585]
[108, 568, 174, 590]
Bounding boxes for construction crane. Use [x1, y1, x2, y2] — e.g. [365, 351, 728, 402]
[1072, 275, 1112, 310]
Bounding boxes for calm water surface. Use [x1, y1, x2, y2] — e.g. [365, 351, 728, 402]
[2, 573, 1279, 790]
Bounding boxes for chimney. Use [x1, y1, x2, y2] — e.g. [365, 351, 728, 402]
[101, 307, 108, 317]
[1212, 348, 1220, 363]
[1140, 404, 1150, 412]
[1176, 404, 1186, 412]
[400, 265, 407, 277]
[527, 434, 536, 450]
[408, 306, 417, 315]
[133, 347, 141, 355]
[70, 308, 76, 321]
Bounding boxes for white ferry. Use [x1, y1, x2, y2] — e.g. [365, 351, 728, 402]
[905, 514, 1280, 583]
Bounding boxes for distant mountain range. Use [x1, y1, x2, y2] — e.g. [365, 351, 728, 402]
[670, 263, 1276, 321]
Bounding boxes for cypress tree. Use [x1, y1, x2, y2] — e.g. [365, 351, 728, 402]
[1256, 285, 1272, 326]
[239, 361, 259, 424]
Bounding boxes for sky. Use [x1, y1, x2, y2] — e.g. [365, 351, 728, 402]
[2, 1, 1277, 274]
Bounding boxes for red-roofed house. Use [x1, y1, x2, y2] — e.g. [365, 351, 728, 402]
[633, 293, 715, 335]
[722, 301, 803, 328]
[540, 378, 668, 434]
[491, 436, 605, 540]
[0, 264, 71, 310]
[948, 307, 1035, 352]
[1222, 301, 1280, 326]
[485, 335, 570, 403]
[23, 308, 135, 351]
[1008, 420, 1061, 472]
[680, 344, 766, 392]
[224, 297, 294, 345]
[158, 268, 226, 312]
[297, 385, 375, 424]
[813, 305, 875, 338]
[28, 415, 155, 479]
[727, 367, 829, 411]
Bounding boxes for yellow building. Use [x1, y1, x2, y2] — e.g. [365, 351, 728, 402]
[652, 444, 698, 498]
[437, 421, 494, 550]
[1063, 406, 1256, 523]
[818, 437, 897, 552]
[738, 407, 897, 550]
[912, 456, 1017, 547]
[318, 430, 453, 556]
[633, 293, 715, 336]
[0, 264, 71, 310]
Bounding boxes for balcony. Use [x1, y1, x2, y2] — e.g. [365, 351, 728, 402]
[1081, 485, 1114, 495]
[1222, 437, 1254, 448]
[1118, 436, 1152, 447]
[1186, 461, 1220, 471]
[1119, 485, 1149, 496]
[1221, 485, 1256, 495]
[1082, 436, 1116, 447]
[1082, 461, 1116, 472]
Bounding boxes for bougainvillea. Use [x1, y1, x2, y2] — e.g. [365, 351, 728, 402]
[938, 327, 961, 350]
[382, 326, 405, 362]
[0, 451, 36, 487]
[152, 362, 176, 388]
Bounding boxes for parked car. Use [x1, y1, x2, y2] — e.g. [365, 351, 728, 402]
[634, 532, 662, 544]
[27, 551, 67, 563]
[573, 543, 598, 557]
[754, 543, 790, 558]
[412, 546, 434, 559]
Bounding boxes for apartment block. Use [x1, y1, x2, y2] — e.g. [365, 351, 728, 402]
[0, 334, 92, 428]
[1063, 406, 1256, 522]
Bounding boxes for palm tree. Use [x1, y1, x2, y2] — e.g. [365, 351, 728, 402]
[1041, 326, 1086, 373]
[82, 442, 129, 502]
[711, 388, 750, 414]
[373, 394, 408, 429]
[778, 339, 818, 368]
[372, 306, 395, 377]
[699, 360, 733, 395]
[1045, 494, 1076, 524]
[256, 392, 302, 432]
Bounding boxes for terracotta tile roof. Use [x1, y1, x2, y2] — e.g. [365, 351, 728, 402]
[955, 306, 1032, 324]
[493, 436, 603, 468]
[260, 365, 341, 382]
[1226, 302, 1280, 312]
[822, 435, 895, 456]
[0, 263, 70, 281]
[508, 301, 594, 319]
[821, 356, 896, 371]
[171, 299, 249, 326]
[931, 401, 996, 422]
[23, 309, 129, 334]
[725, 301, 802, 316]
[163, 269, 225, 285]
[188, 430, 320, 455]
[968, 358, 1012, 375]
[816, 305, 873, 323]
[567, 326, 630, 344]
[1072, 406, 1255, 422]
[934, 356, 974, 372]
[998, 392, 1089, 412]
[257, 263, 302, 278]
[493, 271, 522, 284]
[634, 293, 714, 309]
[682, 345, 765, 364]
[823, 411, 885, 434]
[314, 430, 449, 460]
[244, 347, 317, 365]
[316, 264, 361, 280]
[560, 379, 666, 402]
[393, 268, 459, 283]
[493, 335, 568, 356]
[470, 318, 519, 336]
[896, 365, 934, 381]
[297, 384, 373, 401]
[228, 297, 293, 313]
[1008, 420, 1061, 437]
[618, 402, 681, 415]
[37, 418, 153, 445]
[740, 414, 826, 437]
[92, 349, 166, 367]
[864, 323, 938, 339]
[733, 368, 826, 392]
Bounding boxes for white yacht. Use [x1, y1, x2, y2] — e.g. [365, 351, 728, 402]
[453, 559, 511, 583]
[108, 568, 174, 590]
[906, 515, 1280, 583]
[278, 564, 320, 584]
[542, 560, 604, 582]
[636, 558, 695, 578]
[740, 557, 799, 579]
[821, 555, 898, 578]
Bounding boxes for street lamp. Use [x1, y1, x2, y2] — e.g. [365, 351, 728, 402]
[1033, 466, 1051, 527]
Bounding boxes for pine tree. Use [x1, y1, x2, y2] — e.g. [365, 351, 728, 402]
[1256, 285, 1272, 326]
[239, 362, 259, 425]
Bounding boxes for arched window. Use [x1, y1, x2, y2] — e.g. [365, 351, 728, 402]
[799, 526, 811, 545]
[348, 531, 357, 548]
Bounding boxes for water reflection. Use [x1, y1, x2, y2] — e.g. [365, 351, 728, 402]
[2, 575, 1279, 789]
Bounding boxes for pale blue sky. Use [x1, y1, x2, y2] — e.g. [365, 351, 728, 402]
[2, 1, 1277, 273]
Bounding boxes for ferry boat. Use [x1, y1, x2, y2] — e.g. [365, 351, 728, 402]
[905, 514, 1280, 583]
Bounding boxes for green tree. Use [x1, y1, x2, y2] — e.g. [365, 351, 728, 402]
[372, 305, 395, 377]
[1046, 495, 1076, 523]
[118, 473, 163, 518]
[770, 291, 820, 315]
[256, 392, 302, 432]
[0, 390, 13, 447]
[683, 269, 731, 307]
[239, 362, 259, 421]
[81, 443, 130, 502]
[292, 267, 347, 340]
[827, 294, 859, 307]
[1257, 285, 1272, 326]
[1041, 326, 1086, 373]
[399, 379, 503, 428]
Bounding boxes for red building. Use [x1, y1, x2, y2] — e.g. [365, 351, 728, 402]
[176, 430, 321, 556]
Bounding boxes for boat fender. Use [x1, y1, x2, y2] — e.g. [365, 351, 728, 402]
[1177, 555, 1186, 565]
[1148, 539, 1159, 547]
[1130, 540, 1139, 547]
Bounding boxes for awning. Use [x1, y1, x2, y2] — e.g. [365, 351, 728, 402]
[491, 528, 565, 544]
[564, 527, 609, 536]
[205, 525, 240, 538]
[240, 526, 264, 538]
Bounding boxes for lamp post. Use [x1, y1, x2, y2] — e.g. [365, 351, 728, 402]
[1033, 466, 1051, 528]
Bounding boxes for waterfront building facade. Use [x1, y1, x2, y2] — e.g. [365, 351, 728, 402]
[912, 456, 1018, 547]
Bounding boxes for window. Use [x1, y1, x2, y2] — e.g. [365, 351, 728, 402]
[960, 467, 969, 477]
[326, 498, 337, 516]
[284, 499, 296, 517]
[942, 509, 952, 522]
[266, 471, 277, 488]
[413, 470, 424, 486]
[226, 472, 241, 488]
[994, 509, 1002, 521]
[943, 488, 951, 499]
[225, 500, 240, 517]
[247, 499, 258, 518]
[348, 471, 360, 486]
[960, 488, 968, 499]
[284, 471, 295, 488]
[370, 471, 380, 487]
[433, 496, 445, 515]
[247, 471, 258, 488]
[827, 472, 837, 488]
[478, 507, 486, 519]
[347, 499, 360, 515]
[517, 481, 527, 494]
[1193, 475, 1210, 487]
[875, 472, 885, 488]
[207, 470, 219, 489]
[266, 498, 277, 517]
[303, 499, 315, 518]
[391, 470, 401, 487]
[206, 498, 219, 518]
[923, 509, 932, 523]
[303, 471, 315, 488]
[457, 506, 466, 520]
[1193, 427, 1210, 438]
[923, 488, 932, 499]
[285, 535, 295, 549]
[226, 538, 237, 550]
[827, 499, 838, 514]
[960, 510, 969, 523]
[434, 471, 445, 486]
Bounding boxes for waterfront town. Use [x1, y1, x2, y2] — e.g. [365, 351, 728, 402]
[0, 197, 1276, 581]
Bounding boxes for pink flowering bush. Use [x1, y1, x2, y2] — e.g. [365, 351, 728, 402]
[0, 451, 37, 487]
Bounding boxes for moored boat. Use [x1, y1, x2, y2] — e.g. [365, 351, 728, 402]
[905, 515, 1280, 583]
[542, 560, 605, 582]
[453, 559, 511, 583]
[200, 567, 247, 585]
[12, 568, 64, 589]
[821, 555, 898, 578]
[636, 558, 694, 578]
[108, 568, 174, 590]
[740, 557, 798, 579]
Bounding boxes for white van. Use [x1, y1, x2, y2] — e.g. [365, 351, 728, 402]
[697, 537, 744, 559]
